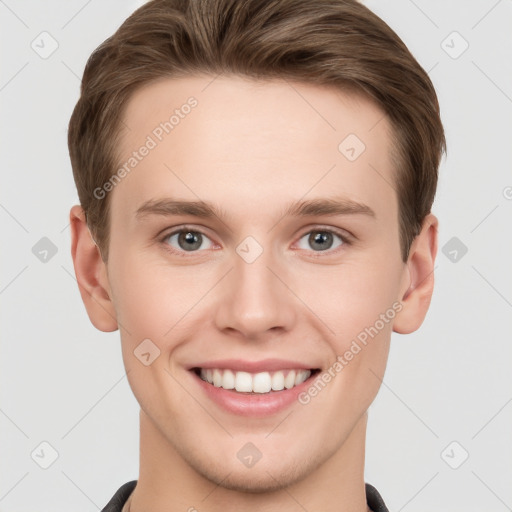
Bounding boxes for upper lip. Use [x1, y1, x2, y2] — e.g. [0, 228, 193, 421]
[188, 358, 319, 373]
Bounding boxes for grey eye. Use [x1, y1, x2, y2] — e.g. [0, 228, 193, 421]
[296, 230, 344, 252]
[165, 230, 214, 252]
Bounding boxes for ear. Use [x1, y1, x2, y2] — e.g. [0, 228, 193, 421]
[393, 213, 438, 334]
[69, 205, 118, 332]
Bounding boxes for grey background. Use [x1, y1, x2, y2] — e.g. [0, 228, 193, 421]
[1, 1, 511, 511]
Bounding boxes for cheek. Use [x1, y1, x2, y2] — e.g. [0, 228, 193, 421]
[110, 255, 210, 337]
[294, 264, 399, 422]
[292, 258, 401, 405]
[108, 256, 208, 416]
[293, 257, 403, 341]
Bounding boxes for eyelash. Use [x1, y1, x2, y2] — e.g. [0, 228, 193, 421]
[159, 225, 352, 258]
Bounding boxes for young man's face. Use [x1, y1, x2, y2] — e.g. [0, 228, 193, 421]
[72, 75, 436, 492]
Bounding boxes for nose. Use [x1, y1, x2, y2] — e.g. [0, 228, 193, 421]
[213, 245, 297, 340]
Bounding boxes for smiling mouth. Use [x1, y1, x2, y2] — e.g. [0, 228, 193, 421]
[192, 367, 321, 394]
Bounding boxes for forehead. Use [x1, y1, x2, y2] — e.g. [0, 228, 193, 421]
[111, 74, 397, 226]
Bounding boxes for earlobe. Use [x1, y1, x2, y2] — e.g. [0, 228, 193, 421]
[393, 213, 438, 334]
[69, 205, 118, 332]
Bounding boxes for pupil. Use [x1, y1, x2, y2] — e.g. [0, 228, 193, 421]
[179, 231, 202, 251]
[310, 232, 332, 251]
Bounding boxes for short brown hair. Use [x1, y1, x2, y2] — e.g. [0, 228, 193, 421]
[68, 0, 446, 262]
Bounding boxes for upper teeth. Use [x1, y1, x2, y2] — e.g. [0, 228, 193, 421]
[199, 368, 311, 393]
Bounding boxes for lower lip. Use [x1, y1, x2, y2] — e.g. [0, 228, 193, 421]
[190, 370, 317, 417]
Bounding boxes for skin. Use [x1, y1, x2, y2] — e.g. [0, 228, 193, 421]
[70, 75, 438, 512]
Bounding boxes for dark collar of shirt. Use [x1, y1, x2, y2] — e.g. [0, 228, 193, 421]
[101, 480, 390, 512]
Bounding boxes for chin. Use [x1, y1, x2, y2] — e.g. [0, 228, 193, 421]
[206, 468, 300, 494]
[190, 452, 322, 494]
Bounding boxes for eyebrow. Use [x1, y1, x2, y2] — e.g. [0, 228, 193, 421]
[134, 197, 376, 222]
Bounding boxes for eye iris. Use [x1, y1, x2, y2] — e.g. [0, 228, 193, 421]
[309, 231, 333, 251]
[178, 231, 202, 251]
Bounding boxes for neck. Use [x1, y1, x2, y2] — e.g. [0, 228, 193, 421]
[128, 410, 370, 512]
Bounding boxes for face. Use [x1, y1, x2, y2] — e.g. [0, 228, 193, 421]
[98, 75, 410, 490]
